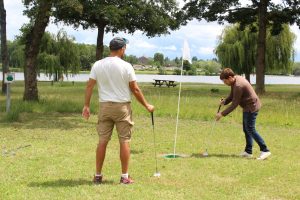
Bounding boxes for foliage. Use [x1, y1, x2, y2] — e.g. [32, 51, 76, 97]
[124, 55, 139, 65]
[186, 65, 197, 75]
[54, 0, 183, 59]
[215, 24, 295, 79]
[157, 67, 166, 75]
[266, 25, 296, 74]
[193, 59, 221, 75]
[36, 30, 80, 81]
[183, 0, 300, 35]
[174, 57, 180, 67]
[77, 43, 96, 70]
[293, 62, 300, 76]
[183, 0, 300, 93]
[192, 56, 198, 62]
[7, 40, 25, 68]
[183, 60, 191, 71]
[215, 24, 256, 80]
[153, 52, 164, 67]
[173, 68, 181, 75]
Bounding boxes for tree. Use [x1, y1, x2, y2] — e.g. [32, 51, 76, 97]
[8, 40, 25, 68]
[0, 0, 8, 94]
[183, 60, 191, 71]
[174, 57, 180, 67]
[77, 43, 96, 71]
[266, 25, 296, 75]
[37, 30, 81, 81]
[124, 55, 138, 65]
[215, 25, 257, 81]
[22, 0, 53, 101]
[22, 0, 82, 101]
[54, 0, 183, 60]
[154, 52, 164, 67]
[183, 0, 300, 93]
[192, 56, 198, 62]
[215, 24, 295, 81]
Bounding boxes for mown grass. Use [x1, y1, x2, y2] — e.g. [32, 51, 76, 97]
[0, 81, 299, 200]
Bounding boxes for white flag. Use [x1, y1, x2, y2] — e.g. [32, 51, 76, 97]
[182, 39, 191, 64]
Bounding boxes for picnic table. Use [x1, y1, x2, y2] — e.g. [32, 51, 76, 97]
[152, 79, 177, 87]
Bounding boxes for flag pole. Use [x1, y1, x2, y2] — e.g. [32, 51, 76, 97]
[173, 55, 184, 157]
[173, 39, 191, 157]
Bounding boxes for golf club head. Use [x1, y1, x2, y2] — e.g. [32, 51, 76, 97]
[153, 172, 161, 177]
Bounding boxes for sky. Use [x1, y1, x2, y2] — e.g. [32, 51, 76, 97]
[3, 0, 300, 61]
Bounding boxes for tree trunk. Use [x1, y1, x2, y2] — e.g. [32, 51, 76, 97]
[245, 73, 250, 83]
[95, 23, 105, 60]
[255, 0, 269, 94]
[23, 1, 52, 101]
[0, 0, 8, 94]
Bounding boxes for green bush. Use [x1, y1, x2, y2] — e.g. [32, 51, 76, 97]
[293, 67, 300, 76]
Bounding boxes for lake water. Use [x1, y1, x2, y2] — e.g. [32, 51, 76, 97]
[1, 72, 300, 85]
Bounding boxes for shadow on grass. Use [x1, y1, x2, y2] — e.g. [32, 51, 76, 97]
[0, 113, 87, 130]
[28, 178, 115, 187]
[191, 153, 241, 159]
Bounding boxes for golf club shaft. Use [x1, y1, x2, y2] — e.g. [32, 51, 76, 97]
[217, 104, 221, 113]
[151, 112, 154, 126]
[204, 103, 222, 154]
[151, 112, 158, 173]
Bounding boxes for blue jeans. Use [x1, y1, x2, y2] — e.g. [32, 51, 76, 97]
[243, 111, 269, 154]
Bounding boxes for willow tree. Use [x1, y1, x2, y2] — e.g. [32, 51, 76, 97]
[37, 30, 80, 81]
[266, 25, 296, 75]
[215, 24, 295, 82]
[54, 0, 183, 60]
[183, 0, 300, 94]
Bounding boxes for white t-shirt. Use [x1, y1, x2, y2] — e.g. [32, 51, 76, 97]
[89, 56, 136, 102]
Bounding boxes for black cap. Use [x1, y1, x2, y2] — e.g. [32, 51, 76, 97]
[109, 37, 129, 50]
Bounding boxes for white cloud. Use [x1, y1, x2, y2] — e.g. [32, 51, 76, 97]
[132, 40, 157, 49]
[197, 47, 215, 55]
[4, 0, 29, 40]
[162, 45, 177, 51]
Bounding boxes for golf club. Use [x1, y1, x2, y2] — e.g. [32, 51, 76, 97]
[202, 102, 222, 157]
[151, 112, 160, 177]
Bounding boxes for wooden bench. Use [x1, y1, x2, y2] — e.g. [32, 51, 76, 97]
[153, 79, 177, 87]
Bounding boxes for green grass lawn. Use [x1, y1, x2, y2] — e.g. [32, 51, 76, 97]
[0, 82, 299, 200]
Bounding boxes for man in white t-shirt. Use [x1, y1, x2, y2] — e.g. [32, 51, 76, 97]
[82, 37, 154, 184]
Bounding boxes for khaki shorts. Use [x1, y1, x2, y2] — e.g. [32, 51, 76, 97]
[97, 102, 134, 143]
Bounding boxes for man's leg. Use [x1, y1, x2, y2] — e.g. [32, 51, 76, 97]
[96, 102, 114, 176]
[96, 141, 109, 175]
[243, 112, 254, 154]
[247, 112, 269, 152]
[115, 103, 134, 184]
[119, 142, 130, 174]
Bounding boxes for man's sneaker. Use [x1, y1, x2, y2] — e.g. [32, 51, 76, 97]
[257, 151, 271, 160]
[120, 176, 134, 184]
[93, 175, 102, 184]
[240, 151, 253, 158]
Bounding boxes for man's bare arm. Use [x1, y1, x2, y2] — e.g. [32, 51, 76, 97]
[82, 78, 97, 119]
[129, 81, 154, 112]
